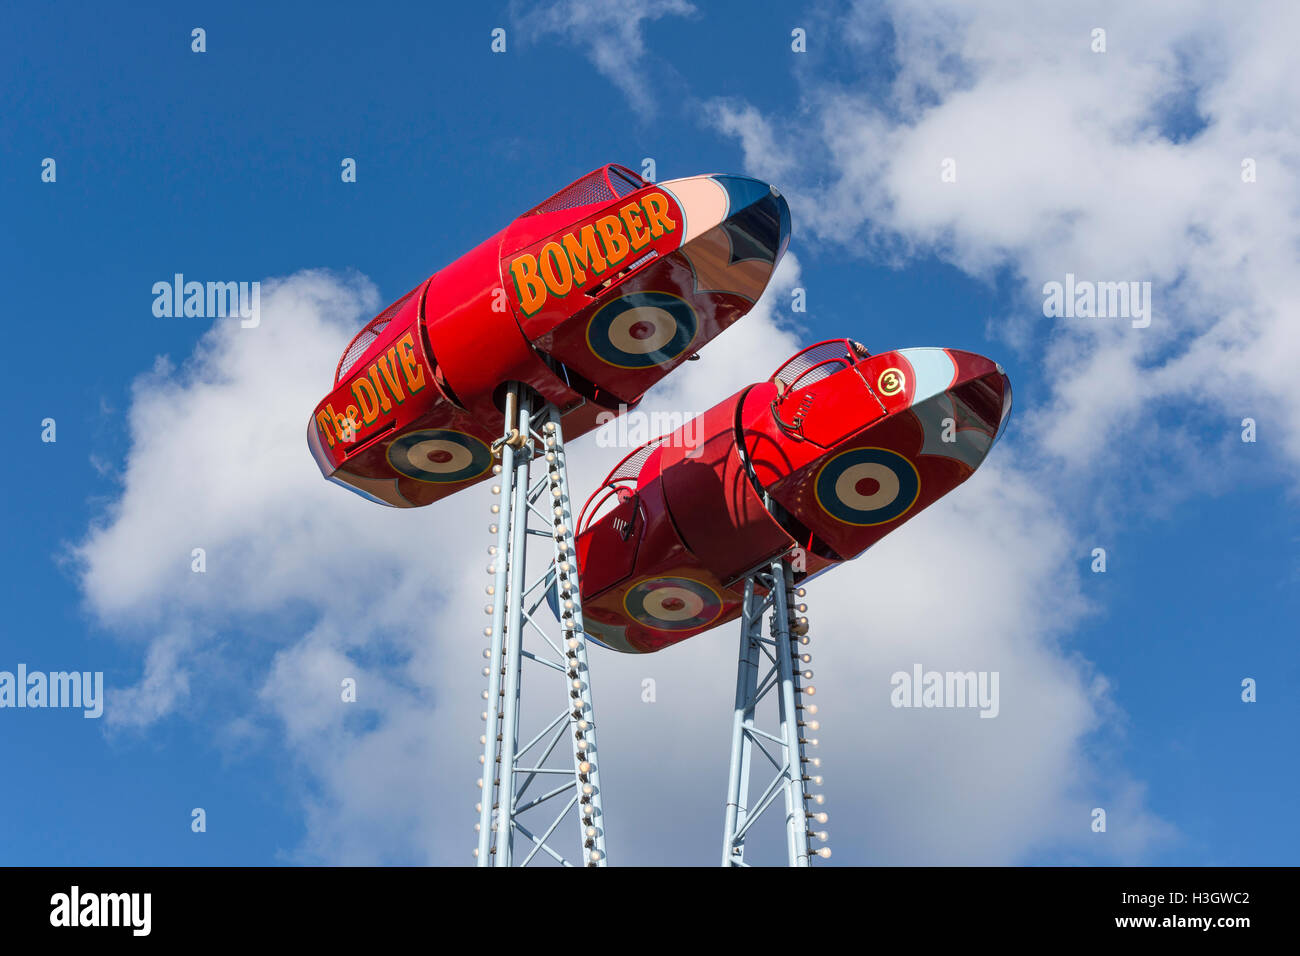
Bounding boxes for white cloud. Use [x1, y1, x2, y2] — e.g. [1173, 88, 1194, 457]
[682, 0, 1300, 863]
[107, 631, 193, 729]
[514, 0, 698, 117]
[74, 245, 1173, 864]
[78, 0, 1300, 864]
[715, 0, 1300, 480]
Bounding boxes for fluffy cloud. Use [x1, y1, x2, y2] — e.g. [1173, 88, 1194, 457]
[76, 0, 1298, 865]
[514, 0, 698, 117]
[712, 0, 1300, 481]
[74, 240, 1169, 864]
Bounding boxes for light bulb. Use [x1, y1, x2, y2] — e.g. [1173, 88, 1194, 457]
[817, 847, 831, 859]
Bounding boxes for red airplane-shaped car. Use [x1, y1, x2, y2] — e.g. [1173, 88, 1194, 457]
[308, 163, 791, 507]
[572, 339, 1012, 653]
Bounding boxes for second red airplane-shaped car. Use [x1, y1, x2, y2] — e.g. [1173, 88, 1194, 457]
[572, 339, 1012, 653]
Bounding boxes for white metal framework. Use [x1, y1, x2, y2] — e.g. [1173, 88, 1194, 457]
[474, 385, 607, 867]
[721, 556, 829, 866]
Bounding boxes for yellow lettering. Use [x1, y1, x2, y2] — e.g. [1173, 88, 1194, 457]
[562, 225, 607, 284]
[368, 365, 393, 414]
[509, 254, 548, 316]
[619, 202, 650, 251]
[376, 348, 406, 403]
[397, 332, 427, 393]
[315, 409, 336, 447]
[352, 377, 381, 425]
[641, 192, 676, 239]
[595, 215, 630, 267]
[539, 241, 574, 296]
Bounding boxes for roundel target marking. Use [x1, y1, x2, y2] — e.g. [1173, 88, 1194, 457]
[587, 291, 698, 369]
[814, 446, 920, 526]
[387, 429, 492, 484]
[623, 576, 723, 632]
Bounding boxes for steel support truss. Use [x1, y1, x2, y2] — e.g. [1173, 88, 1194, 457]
[721, 556, 829, 866]
[474, 384, 607, 867]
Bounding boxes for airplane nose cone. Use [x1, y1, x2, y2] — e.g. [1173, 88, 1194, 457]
[993, 365, 1013, 443]
[711, 175, 792, 265]
[656, 173, 792, 304]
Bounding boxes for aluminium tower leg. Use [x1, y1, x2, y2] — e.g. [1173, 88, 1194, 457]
[721, 556, 829, 866]
[474, 384, 608, 867]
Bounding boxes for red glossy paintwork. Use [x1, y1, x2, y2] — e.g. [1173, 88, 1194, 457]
[574, 339, 1012, 653]
[309, 164, 792, 507]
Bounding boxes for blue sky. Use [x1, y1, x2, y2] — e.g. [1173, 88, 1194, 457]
[1, 0, 1296, 866]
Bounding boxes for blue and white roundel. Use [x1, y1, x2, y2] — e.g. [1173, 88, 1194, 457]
[387, 429, 492, 483]
[814, 447, 920, 526]
[587, 291, 698, 369]
[624, 576, 722, 631]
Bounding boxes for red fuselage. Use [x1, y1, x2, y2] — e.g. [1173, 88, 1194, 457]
[308, 164, 791, 507]
[574, 340, 1012, 653]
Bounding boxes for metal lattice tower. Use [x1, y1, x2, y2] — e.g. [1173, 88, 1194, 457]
[721, 555, 830, 866]
[474, 384, 607, 867]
